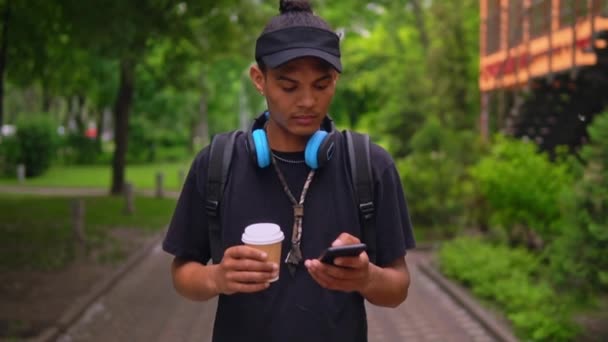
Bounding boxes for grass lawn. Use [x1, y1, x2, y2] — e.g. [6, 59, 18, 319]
[0, 193, 177, 271]
[0, 161, 191, 190]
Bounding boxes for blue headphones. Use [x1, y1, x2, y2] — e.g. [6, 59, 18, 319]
[246, 111, 336, 170]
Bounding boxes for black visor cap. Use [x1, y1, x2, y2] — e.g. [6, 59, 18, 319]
[255, 26, 342, 72]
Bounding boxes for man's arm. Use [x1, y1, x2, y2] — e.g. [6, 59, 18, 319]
[171, 246, 278, 302]
[171, 258, 221, 301]
[358, 257, 409, 307]
[305, 233, 411, 308]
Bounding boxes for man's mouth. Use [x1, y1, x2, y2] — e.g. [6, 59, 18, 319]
[293, 115, 317, 125]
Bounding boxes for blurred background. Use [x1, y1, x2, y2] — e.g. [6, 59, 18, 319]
[0, 1, 607, 341]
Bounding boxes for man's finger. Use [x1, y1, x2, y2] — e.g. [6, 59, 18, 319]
[225, 245, 268, 261]
[333, 252, 369, 268]
[227, 259, 277, 272]
[313, 260, 365, 281]
[229, 282, 271, 293]
[332, 233, 361, 247]
[308, 265, 358, 291]
[226, 270, 277, 284]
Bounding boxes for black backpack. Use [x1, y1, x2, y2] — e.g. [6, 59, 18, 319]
[204, 130, 377, 264]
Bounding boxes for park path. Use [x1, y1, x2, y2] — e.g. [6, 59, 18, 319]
[0, 185, 517, 341]
[0, 185, 180, 199]
[55, 246, 509, 342]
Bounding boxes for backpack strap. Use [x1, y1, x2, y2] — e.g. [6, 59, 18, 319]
[206, 130, 240, 264]
[344, 130, 377, 264]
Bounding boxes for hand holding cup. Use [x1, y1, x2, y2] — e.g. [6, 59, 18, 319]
[213, 223, 284, 295]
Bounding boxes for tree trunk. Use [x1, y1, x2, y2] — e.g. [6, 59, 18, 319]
[41, 86, 52, 113]
[73, 94, 86, 133]
[110, 58, 136, 195]
[0, 2, 11, 128]
[196, 73, 209, 148]
[410, 0, 429, 54]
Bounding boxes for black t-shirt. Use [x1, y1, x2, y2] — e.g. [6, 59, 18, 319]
[163, 132, 415, 342]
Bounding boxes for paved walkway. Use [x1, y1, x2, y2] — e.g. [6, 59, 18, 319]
[0, 186, 516, 341]
[56, 246, 503, 342]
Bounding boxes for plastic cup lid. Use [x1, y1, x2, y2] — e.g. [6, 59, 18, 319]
[241, 223, 284, 245]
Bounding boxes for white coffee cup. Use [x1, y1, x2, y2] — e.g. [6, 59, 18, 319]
[241, 223, 284, 282]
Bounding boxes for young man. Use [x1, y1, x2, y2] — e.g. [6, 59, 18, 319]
[163, 1, 415, 341]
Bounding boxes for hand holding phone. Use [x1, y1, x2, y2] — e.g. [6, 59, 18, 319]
[318, 243, 367, 265]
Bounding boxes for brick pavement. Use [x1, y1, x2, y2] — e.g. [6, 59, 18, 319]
[366, 252, 497, 342]
[56, 245, 507, 342]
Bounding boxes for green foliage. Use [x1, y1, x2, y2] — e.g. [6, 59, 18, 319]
[469, 135, 574, 245]
[0, 136, 22, 176]
[127, 115, 160, 163]
[60, 133, 100, 165]
[439, 237, 579, 341]
[324, 0, 480, 157]
[127, 115, 190, 163]
[6, 116, 59, 177]
[396, 117, 481, 236]
[426, 0, 480, 129]
[548, 111, 608, 293]
[397, 154, 462, 234]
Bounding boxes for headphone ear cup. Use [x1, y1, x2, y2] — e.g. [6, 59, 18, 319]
[305, 130, 328, 169]
[316, 131, 336, 169]
[251, 129, 271, 168]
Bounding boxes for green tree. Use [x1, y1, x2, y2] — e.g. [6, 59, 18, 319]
[0, 0, 10, 127]
[59, 0, 271, 194]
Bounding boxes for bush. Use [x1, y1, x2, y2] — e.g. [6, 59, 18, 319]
[438, 237, 579, 341]
[397, 153, 466, 235]
[127, 116, 189, 163]
[59, 133, 100, 165]
[0, 136, 22, 176]
[2, 116, 58, 177]
[548, 111, 608, 293]
[396, 117, 482, 237]
[127, 115, 156, 163]
[469, 135, 574, 247]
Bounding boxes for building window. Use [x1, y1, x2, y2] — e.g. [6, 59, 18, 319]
[509, 0, 524, 47]
[560, 0, 590, 27]
[487, 0, 501, 54]
[530, 0, 551, 39]
[593, 0, 608, 17]
[560, 0, 573, 27]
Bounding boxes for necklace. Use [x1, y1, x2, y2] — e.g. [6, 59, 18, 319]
[271, 153, 306, 164]
[271, 154, 315, 276]
[264, 120, 306, 165]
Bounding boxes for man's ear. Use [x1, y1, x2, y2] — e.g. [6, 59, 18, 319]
[250, 64, 266, 95]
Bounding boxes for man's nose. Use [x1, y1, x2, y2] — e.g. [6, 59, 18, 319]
[297, 87, 316, 108]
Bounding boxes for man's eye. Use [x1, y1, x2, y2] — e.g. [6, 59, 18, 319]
[315, 84, 329, 90]
[282, 87, 297, 92]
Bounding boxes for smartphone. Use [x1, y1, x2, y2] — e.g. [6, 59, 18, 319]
[319, 243, 367, 265]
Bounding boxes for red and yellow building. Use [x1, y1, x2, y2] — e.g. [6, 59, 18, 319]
[479, 0, 608, 151]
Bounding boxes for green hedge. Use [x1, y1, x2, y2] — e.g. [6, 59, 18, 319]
[1, 116, 58, 177]
[396, 116, 482, 237]
[60, 133, 101, 165]
[548, 111, 608, 293]
[469, 135, 573, 245]
[438, 237, 579, 341]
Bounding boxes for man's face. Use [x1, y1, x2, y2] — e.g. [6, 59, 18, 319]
[251, 57, 339, 139]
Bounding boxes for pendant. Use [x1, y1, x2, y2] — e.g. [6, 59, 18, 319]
[285, 244, 303, 276]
